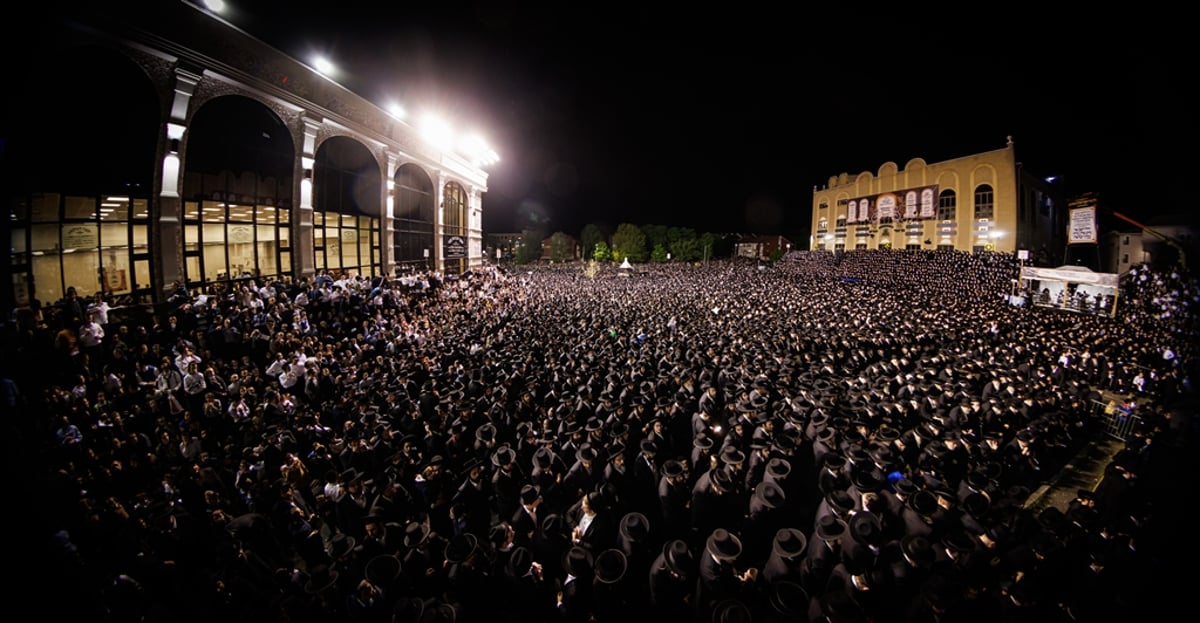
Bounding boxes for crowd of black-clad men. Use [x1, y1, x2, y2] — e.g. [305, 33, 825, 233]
[4, 249, 1197, 623]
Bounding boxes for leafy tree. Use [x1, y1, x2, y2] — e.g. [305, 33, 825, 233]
[580, 223, 605, 259]
[611, 223, 647, 263]
[642, 224, 669, 254]
[592, 240, 612, 262]
[651, 243, 669, 262]
[515, 228, 545, 264]
[670, 237, 702, 262]
[549, 231, 572, 262]
[768, 247, 784, 262]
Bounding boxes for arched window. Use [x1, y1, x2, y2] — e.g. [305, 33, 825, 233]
[442, 182, 468, 274]
[312, 137, 382, 279]
[182, 96, 295, 289]
[393, 164, 436, 272]
[938, 189, 957, 221]
[973, 184, 994, 220]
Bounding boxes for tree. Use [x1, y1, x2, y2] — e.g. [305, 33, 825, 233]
[642, 224, 669, 254]
[593, 240, 612, 262]
[580, 224, 605, 260]
[651, 243, 669, 262]
[611, 223, 647, 263]
[515, 228, 545, 264]
[549, 231, 572, 262]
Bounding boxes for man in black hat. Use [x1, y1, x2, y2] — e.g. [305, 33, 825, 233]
[451, 456, 492, 540]
[630, 437, 660, 516]
[690, 465, 740, 542]
[591, 548, 630, 622]
[761, 526, 807, 587]
[491, 443, 524, 522]
[512, 484, 542, 548]
[802, 514, 847, 597]
[557, 545, 595, 623]
[657, 459, 691, 542]
[649, 539, 696, 618]
[563, 444, 603, 502]
[697, 528, 755, 617]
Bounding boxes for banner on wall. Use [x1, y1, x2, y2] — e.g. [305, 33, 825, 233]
[443, 235, 467, 259]
[847, 185, 939, 224]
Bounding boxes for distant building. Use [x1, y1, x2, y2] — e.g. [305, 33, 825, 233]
[1101, 217, 1197, 274]
[735, 235, 791, 260]
[809, 138, 1063, 258]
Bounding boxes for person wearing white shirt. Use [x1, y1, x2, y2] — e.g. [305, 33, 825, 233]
[87, 294, 112, 326]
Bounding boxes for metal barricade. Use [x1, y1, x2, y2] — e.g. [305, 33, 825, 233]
[1090, 399, 1140, 442]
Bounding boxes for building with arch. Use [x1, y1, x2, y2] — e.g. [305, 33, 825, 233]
[3, 2, 492, 316]
[809, 138, 1063, 259]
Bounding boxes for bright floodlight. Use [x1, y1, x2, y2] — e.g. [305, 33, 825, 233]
[418, 114, 454, 151]
[386, 103, 407, 120]
[202, 0, 226, 12]
[312, 55, 335, 76]
[459, 133, 500, 166]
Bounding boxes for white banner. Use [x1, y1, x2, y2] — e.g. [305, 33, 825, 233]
[1021, 266, 1118, 287]
[1069, 206, 1097, 244]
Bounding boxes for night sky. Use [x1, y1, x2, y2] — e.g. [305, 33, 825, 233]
[217, 1, 1197, 238]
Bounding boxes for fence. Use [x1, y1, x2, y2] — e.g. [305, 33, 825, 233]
[1090, 399, 1141, 441]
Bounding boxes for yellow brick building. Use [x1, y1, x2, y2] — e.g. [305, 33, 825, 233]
[810, 138, 1064, 258]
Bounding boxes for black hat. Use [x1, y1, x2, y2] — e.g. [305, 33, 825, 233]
[852, 468, 886, 494]
[365, 554, 401, 587]
[577, 444, 599, 463]
[327, 533, 358, 559]
[754, 480, 786, 509]
[391, 597, 426, 623]
[663, 539, 694, 574]
[849, 511, 883, 547]
[594, 548, 628, 585]
[639, 438, 658, 454]
[694, 434, 714, 450]
[825, 489, 856, 515]
[765, 458, 791, 482]
[491, 444, 517, 468]
[619, 512, 650, 543]
[532, 446, 555, 470]
[662, 459, 685, 479]
[720, 446, 745, 467]
[304, 564, 339, 594]
[475, 422, 497, 443]
[520, 484, 542, 506]
[942, 527, 978, 555]
[907, 490, 939, 517]
[893, 478, 921, 497]
[508, 546, 534, 577]
[768, 581, 809, 620]
[563, 545, 594, 578]
[771, 527, 807, 560]
[403, 520, 429, 549]
[706, 528, 743, 562]
[711, 599, 752, 623]
[815, 514, 847, 541]
[901, 534, 935, 569]
[444, 533, 479, 564]
[962, 491, 990, 518]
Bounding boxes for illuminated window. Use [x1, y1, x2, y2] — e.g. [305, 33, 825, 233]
[973, 185, 994, 220]
[938, 189, 957, 221]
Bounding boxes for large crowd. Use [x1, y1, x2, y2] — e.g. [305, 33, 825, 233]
[4, 249, 1197, 623]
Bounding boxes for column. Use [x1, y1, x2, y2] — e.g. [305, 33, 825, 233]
[156, 66, 200, 299]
